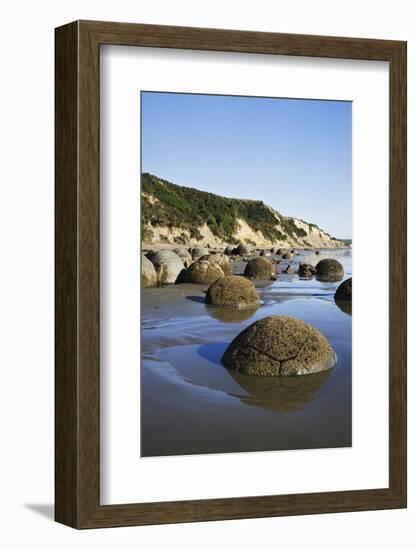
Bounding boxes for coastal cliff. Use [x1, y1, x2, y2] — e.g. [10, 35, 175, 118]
[141, 173, 345, 249]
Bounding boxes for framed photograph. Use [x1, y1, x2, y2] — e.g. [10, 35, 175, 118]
[55, 20, 407, 528]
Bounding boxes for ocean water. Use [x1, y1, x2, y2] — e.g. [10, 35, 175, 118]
[141, 249, 352, 457]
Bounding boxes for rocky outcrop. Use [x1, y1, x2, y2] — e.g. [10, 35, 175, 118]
[222, 316, 337, 376]
[205, 275, 260, 307]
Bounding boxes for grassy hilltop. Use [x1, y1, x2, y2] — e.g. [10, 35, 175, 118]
[141, 173, 344, 249]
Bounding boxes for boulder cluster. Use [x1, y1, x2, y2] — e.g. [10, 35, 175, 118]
[142, 243, 350, 378]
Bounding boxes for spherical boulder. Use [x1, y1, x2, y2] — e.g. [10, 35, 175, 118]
[198, 254, 231, 275]
[244, 257, 276, 279]
[205, 275, 260, 307]
[154, 256, 185, 285]
[182, 258, 225, 284]
[148, 249, 179, 265]
[298, 263, 316, 278]
[282, 252, 292, 260]
[222, 316, 336, 377]
[316, 258, 344, 282]
[190, 246, 208, 260]
[335, 277, 352, 302]
[141, 255, 157, 287]
[174, 247, 192, 265]
[276, 248, 286, 256]
[234, 243, 251, 256]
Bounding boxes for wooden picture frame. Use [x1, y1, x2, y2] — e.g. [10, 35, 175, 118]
[55, 20, 407, 528]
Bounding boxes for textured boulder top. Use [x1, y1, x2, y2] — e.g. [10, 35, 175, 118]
[316, 258, 344, 275]
[147, 249, 180, 265]
[182, 258, 224, 284]
[222, 315, 336, 377]
[174, 247, 192, 259]
[205, 275, 260, 307]
[190, 246, 208, 259]
[244, 257, 276, 279]
[198, 253, 231, 275]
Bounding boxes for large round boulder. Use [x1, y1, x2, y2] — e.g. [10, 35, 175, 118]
[298, 263, 316, 278]
[244, 257, 276, 279]
[234, 243, 251, 256]
[154, 256, 185, 285]
[141, 255, 157, 287]
[174, 247, 193, 266]
[335, 277, 352, 304]
[222, 316, 336, 377]
[282, 252, 292, 260]
[182, 258, 225, 284]
[148, 249, 179, 264]
[276, 248, 286, 256]
[198, 254, 231, 275]
[205, 275, 260, 307]
[316, 258, 344, 281]
[190, 246, 208, 260]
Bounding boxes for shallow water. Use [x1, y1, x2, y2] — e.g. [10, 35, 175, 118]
[141, 249, 352, 457]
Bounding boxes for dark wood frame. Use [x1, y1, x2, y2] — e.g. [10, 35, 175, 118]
[55, 20, 407, 529]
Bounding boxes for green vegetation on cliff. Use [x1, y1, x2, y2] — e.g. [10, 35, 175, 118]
[142, 173, 341, 246]
[142, 173, 286, 243]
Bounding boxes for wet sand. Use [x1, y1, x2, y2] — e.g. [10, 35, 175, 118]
[141, 248, 352, 457]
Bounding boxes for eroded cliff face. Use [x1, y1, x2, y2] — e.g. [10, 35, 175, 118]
[141, 173, 345, 249]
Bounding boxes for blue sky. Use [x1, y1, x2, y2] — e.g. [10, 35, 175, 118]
[141, 92, 352, 239]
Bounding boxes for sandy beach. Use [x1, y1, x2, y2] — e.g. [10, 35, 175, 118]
[141, 248, 352, 457]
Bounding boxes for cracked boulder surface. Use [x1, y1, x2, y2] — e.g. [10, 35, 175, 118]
[222, 315, 336, 376]
[181, 258, 225, 284]
[244, 257, 276, 279]
[205, 275, 260, 307]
